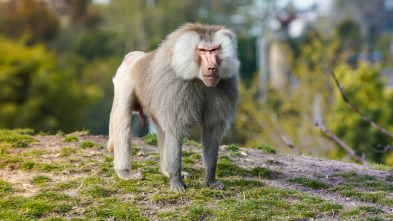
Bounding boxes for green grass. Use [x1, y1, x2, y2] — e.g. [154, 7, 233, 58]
[79, 141, 104, 149]
[0, 128, 37, 147]
[32, 175, 52, 184]
[224, 144, 245, 157]
[256, 144, 277, 154]
[158, 188, 343, 220]
[62, 135, 79, 142]
[21, 161, 36, 170]
[0, 191, 74, 219]
[142, 133, 157, 146]
[216, 155, 278, 179]
[1, 129, 392, 220]
[290, 177, 329, 190]
[59, 147, 76, 157]
[250, 167, 275, 179]
[183, 138, 202, 148]
[225, 144, 240, 152]
[83, 185, 112, 198]
[369, 162, 393, 171]
[0, 179, 13, 196]
[330, 171, 393, 206]
[339, 206, 384, 219]
[331, 171, 393, 191]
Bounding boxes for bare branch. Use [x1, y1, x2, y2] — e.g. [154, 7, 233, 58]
[270, 114, 301, 155]
[368, 144, 393, 153]
[313, 121, 368, 165]
[280, 134, 301, 155]
[331, 71, 393, 140]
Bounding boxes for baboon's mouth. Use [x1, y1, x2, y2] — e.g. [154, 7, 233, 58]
[202, 75, 220, 87]
[203, 75, 219, 79]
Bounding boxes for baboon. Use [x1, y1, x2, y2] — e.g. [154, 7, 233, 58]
[108, 23, 240, 192]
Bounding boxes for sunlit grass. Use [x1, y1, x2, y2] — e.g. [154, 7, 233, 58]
[0, 129, 392, 220]
[0, 128, 37, 147]
[290, 177, 329, 190]
[142, 133, 157, 146]
[62, 135, 79, 142]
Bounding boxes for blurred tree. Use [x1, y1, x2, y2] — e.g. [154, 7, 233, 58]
[233, 81, 265, 146]
[374, 33, 393, 65]
[70, 0, 89, 23]
[69, 0, 103, 31]
[0, 0, 59, 44]
[332, 0, 386, 50]
[328, 63, 393, 163]
[77, 57, 120, 134]
[0, 37, 100, 132]
[73, 31, 121, 60]
[238, 36, 257, 81]
[234, 29, 342, 155]
[336, 19, 363, 53]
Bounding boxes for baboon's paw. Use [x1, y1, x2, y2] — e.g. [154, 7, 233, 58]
[205, 180, 225, 189]
[170, 181, 187, 193]
[181, 171, 192, 179]
[160, 170, 191, 179]
[116, 170, 144, 180]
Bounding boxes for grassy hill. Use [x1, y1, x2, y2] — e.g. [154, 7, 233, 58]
[0, 129, 392, 220]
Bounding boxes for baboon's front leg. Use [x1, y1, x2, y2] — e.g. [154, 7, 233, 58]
[202, 125, 225, 189]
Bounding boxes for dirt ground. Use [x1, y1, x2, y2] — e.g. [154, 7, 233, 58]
[2, 134, 393, 216]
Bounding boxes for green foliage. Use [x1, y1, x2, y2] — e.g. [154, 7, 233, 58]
[233, 83, 266, 147]
[0, 0, 59, 44]
[233, 30, 346, 158]
[328, 63, 393, 163]
[142, 133, 158, 146]
[73, 31, 120, 60]
[336, 19, 363, 53]
[234, 28, 393, 165]
[0, 37, 99, 133]
[256, 144, 277, 154]
[290, 177, 329, 190]
[238, 37, 257, 80]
